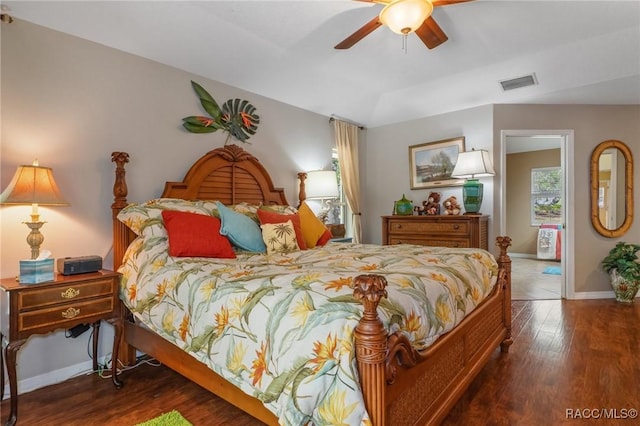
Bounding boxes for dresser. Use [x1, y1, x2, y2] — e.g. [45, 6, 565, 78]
[382, 215, 489, 250]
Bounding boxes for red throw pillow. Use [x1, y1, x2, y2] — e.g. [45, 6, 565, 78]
[161, 210, 236, 258]
[257, 209, 307, 250]
[316, 229, 333, 247]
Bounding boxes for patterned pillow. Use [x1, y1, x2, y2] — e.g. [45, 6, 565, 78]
[257, 208, 307, 250]
[260, 220, 300, 255]
[216, 201, 266, 252]
[259, 204, 298, 215]
[117, 198, 220, 237]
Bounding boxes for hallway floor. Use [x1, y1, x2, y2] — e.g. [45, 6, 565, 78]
[511, 257, 562, 300]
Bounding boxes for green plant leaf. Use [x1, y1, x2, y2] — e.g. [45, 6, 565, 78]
[222, 98, 260, 142]
[190, 80, 221, 119]
[182, 122, 218, 134]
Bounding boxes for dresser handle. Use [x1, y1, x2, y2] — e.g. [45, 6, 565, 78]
[61, 307, 80, 319]
[453, 224, 460, 229]
[61, 288, 80, 299]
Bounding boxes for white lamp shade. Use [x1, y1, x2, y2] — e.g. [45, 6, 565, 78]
[451, 149, 496, 179]
[379, 0, 433, 35]
[304, 170, 339, 199]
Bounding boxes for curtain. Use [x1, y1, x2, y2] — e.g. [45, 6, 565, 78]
[332, 119, 362, 243]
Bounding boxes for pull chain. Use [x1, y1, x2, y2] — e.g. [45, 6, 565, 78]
[402, 34, 408, 54]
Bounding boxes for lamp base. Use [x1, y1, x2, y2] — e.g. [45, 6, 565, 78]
[462, 179, 483, 214]
[24, 220, 45, 260]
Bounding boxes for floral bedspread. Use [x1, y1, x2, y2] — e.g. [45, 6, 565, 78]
[119, 240, 499, 426]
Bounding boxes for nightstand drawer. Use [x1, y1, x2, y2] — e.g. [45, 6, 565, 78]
[388, 220, 469, 235]
[17, 296, 115, 334]
[17, 278, 115, 310]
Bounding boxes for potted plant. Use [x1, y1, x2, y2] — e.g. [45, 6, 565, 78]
[601, 242, 640, 303]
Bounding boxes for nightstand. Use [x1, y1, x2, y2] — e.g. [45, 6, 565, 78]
[0, 270, 123, 426]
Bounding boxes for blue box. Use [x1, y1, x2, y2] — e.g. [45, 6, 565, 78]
[19, 258, 55, 284]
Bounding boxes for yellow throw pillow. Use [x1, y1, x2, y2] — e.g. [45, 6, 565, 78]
[261, 220, 300, 254]
[298, 202, 329, 249]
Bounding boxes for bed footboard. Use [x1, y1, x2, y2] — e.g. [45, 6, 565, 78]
[353, 237, 512, 426]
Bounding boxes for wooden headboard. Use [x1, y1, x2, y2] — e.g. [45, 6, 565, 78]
[111, 144, 289, 270]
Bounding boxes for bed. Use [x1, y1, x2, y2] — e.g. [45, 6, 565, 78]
[110, 144, 513, 426]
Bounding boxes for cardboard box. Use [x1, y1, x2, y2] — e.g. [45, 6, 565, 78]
[19, 258, 55, 284]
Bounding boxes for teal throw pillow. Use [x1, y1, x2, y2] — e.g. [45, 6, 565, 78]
[216, 201, 266, 252]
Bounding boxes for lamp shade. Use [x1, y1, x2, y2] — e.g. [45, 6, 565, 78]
[304, 170, 339, 199]
[451, 149, 496, 179]
[0, 164, 68, 206]
[451, 149, 495, 215]
[379, 0, 433, 35]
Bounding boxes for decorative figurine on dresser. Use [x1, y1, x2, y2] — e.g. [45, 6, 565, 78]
[443, 196, 462, 215]
[424, 192, 442, 215]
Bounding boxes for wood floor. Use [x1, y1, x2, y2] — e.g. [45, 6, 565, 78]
[2, 299, 639, 425]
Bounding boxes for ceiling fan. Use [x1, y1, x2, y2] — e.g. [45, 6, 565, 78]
[335, 0, 474, 50]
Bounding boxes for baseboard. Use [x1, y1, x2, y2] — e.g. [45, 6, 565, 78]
[509, 253, 538, 259]
[570, 290, 639, 300]
[1, 355, 110, 400]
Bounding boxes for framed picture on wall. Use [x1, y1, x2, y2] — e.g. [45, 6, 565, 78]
[409, 137, 466, 189]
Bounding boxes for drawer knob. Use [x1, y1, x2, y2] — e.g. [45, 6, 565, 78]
[61, 287, 80, 299]
[453, 224, 460, 230]
[61, 307, 80, 319]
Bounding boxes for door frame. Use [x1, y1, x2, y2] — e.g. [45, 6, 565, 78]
[500, 129, 575, 299]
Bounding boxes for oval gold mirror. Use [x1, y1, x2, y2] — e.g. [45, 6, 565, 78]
[590, 140, 634, 237]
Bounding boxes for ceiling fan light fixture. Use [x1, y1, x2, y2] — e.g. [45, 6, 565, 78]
[379, 0, 433, 35]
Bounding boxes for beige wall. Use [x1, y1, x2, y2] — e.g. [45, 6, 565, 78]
[506, 149, 561, 255]
[494, 104, 640, 294]
[363, 105, 495, 244]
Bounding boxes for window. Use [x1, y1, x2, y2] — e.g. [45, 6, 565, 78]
[531, 167, 562, 226]
[328, 148, 348, 228]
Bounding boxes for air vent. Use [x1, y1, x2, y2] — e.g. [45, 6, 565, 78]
[499, 73, 538, 91]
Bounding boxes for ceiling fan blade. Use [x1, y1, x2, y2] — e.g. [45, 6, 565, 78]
[415, 16, 448, 49]
[335, 16, 383, 49]
[432, 0, 474, 6]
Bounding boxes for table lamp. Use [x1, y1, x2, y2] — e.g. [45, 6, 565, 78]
[298, 170, 339, 221]
[0, 160, 69, 259]
[451, 149, 495, 214]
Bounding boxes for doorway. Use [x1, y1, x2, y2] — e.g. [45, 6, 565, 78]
[500, 130, 575, 300]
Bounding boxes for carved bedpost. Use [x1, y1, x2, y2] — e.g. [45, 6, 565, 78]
[297, 172, 307, 207]
[111, 152, 130, 272]
[353, 274, 389, 426]
[496, 236, 513, 352]
[111, 152, 138, 367]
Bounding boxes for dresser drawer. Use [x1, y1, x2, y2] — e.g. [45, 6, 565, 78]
[17, 278, 116, 310]
[388, 237, 470, 248]
[382, 215, 488, 250]
[387, 219, 469, 236]
[17, 297, 115, 335]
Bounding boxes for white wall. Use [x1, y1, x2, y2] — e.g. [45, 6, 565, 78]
[362, 105, 495, 244]
[1, 20, 335, 394]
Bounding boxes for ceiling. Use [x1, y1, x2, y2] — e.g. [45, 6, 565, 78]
[4, 0, 640, 128]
